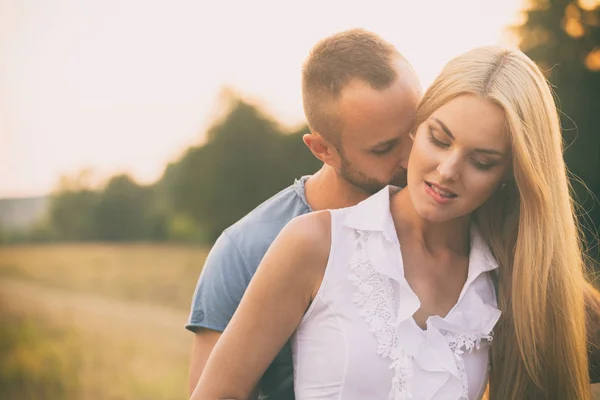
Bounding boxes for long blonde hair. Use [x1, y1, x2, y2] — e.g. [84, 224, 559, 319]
[416, 46, 591, 399]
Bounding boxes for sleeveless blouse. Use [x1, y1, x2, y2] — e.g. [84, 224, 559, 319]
[291, 186, 501, 400]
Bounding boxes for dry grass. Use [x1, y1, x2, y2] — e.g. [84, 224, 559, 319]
[0, 243, 209, 400]
[2, 243, 600, 399]
[0, 298, 190, 400]
[0, 243, 208, 310]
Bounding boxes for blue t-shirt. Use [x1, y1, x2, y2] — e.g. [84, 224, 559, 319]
[186, 176, 312, 400]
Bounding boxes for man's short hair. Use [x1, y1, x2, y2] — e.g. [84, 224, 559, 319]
[302, 28, 402, 143]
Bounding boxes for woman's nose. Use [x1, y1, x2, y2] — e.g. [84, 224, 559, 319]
[436, 155, 460, 181]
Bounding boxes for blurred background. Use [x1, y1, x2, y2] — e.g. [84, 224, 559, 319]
[0, 0, 598, 399]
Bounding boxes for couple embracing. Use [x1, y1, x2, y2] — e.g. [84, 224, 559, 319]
[187, 29, 600, 400]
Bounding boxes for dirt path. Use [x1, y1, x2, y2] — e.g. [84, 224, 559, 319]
[0, 277, 192, 356]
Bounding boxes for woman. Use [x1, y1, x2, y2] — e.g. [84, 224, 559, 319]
[191, 46, 596, 399]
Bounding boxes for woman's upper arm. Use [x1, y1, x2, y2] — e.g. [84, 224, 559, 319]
[190, 211, 331, 400]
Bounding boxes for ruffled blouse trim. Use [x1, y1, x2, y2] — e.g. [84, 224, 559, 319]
[348, 229, 501, 400]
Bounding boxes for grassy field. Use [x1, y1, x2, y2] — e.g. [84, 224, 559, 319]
[0, 243, 209, 400]
[1, 243, 599, 400]
[0, 243, 208, 310]
[0, 301, 190, 400]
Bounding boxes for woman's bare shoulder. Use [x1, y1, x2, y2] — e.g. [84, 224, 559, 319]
[284, 210, 332, 239]
[280, 209, 331, 250]
[266, 210, 333, 275]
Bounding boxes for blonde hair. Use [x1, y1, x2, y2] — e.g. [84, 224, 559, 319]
[302, 28, 402, 142]
[416, 46, 592, 399]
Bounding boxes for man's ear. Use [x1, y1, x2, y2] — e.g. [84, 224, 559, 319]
[302, 132, 340, 166]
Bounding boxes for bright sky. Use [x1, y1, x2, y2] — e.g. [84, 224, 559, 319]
[0, 0, 523, 198]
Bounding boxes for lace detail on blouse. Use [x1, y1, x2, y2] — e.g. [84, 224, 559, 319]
[348, 230, 413, 400]
[446, 332, 493, 399]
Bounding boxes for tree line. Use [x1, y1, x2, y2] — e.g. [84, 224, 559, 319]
[9, 98, 319, 244]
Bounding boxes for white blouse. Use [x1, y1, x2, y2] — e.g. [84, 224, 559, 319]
[291, 186, 501, 400]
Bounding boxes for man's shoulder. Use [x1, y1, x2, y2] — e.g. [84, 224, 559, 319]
[222, 178, 312, 265]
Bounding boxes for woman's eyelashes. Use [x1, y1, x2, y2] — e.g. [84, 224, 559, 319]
[471, 159, 496, 170]
[427, 126, 498, 171]
[428, 127, 450, 148]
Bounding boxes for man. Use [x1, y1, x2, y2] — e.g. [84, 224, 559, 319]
[186, 28, 422, 399]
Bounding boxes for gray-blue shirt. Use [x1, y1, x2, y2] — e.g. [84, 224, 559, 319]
[186, 176, 312, 400]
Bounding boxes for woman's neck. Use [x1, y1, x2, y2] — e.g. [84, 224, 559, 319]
[391, 188, 471, 256]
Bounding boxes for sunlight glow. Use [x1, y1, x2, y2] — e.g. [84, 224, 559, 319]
[0, 0, 523, 198]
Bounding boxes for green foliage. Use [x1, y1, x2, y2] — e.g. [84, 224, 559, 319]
[166, 99, 320, 241]
[93, 175, 165, 241]
[26, 222, 56, 243]
[516, 0, 600, 259]
[47, 174, 168, 242]
[166, 213, 208, 242]
[49, 189, 99, 241]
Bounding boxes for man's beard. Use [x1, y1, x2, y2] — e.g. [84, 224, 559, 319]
[338, 154, 406, 195]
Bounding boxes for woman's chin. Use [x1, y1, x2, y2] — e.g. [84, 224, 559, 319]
[413, 206, 452, 223]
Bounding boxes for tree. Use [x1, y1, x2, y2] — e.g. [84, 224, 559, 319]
[48, 172, 167, 242]
[49, 189, 99, 241]
[166, 97, 319, 241]
[92, 174, 165, 241]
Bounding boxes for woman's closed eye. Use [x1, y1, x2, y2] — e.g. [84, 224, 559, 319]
[470, 158, 497, 170]
[429, 130, 500, 171]
[428, 127, 450, 148]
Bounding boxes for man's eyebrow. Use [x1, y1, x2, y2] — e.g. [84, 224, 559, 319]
[432, 117, 454, 139]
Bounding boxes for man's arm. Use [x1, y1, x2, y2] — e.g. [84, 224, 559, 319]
[189, 328, 221, 395]
[190, 212, 330, 400]
[190, 330, 260, 399]
[186, 231, 255, 395]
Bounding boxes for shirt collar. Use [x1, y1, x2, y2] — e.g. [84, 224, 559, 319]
[343, 185, 400, 244]
[467, 225, 499, 276]
[293, 175, 313, 212]
[344, 185, 498, 274]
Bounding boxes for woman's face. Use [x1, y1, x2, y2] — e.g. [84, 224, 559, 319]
[407, 94, 511, 223]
